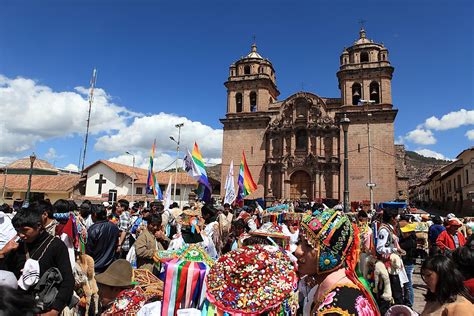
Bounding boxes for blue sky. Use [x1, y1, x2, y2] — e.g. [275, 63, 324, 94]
[0, 0, 472, 170]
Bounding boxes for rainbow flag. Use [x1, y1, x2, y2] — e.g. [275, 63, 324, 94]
[192, 142, 211, 202]
[191, 142, 210, 189]
[237, 150, 257, 203]
[146, 140, 163, 200]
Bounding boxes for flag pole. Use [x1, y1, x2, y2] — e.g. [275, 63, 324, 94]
[80, 68, 97, 175]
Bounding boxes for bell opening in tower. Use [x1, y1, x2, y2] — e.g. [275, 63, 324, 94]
[352, 83, 362, 105]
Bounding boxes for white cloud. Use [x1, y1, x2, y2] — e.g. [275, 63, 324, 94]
[405, 128, 437, 145]
[415, 149, 452, 161]
[95, 112, 223, 161]
[0, 156, 18, 166]
[465, 129, 474, 141]
[395, 135, 405, 145]
[63, 163, 79, 172]
[108, 151, 178, 171]
[44, 148, 60, 160]
[0, 74, 138, 156]
[424, 109, 474, 131]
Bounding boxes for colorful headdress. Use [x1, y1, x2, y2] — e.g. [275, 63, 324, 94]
[206, 245, 298, 315]
[300, 209, 355, 274]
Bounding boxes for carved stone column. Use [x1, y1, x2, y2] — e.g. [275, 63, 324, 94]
[319, 135, 325, 157]
[280, 170, 285, 199]
[314, 171, 319, 199]
[310, 132, 317, 155]
[290, 131, 296, 156]
[267, 134, 273, 159]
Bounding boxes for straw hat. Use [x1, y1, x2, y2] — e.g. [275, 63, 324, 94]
[95, 259, 133, 288]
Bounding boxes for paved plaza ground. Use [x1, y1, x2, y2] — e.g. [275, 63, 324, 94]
[412, 263, 427, 314]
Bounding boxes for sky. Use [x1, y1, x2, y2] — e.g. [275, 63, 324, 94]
[0, 0, 473, 171]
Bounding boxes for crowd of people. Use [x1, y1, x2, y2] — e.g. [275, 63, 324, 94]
[0, 198, 473, 315]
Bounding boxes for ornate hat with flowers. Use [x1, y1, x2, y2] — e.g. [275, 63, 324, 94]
[206, 244, 298, 315]
[300, 209, 355, 274]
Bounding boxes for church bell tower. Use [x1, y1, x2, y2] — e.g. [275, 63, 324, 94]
[337, 28, 394, 106]
[225, 43, 280, 114]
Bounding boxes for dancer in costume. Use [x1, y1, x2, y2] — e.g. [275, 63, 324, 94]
[295, 209, 380, 316]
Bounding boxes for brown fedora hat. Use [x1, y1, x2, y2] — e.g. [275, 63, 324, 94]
[95, 259, 133, 288]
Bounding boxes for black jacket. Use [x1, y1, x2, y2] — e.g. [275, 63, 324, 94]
[399, 232, 417, 265]
[86, 220, 119, 273]
[0, 231, 74, 312]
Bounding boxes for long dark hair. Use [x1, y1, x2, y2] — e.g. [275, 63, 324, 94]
[421, 255, 471, 304]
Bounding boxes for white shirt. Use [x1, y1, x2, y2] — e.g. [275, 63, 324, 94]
[0, 212, 16, 249]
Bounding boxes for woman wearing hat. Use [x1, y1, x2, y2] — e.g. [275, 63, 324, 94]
[436, 218, 466, 253]
[295, 209, 380, 315]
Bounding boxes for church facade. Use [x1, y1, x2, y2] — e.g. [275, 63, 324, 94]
[220, 29, 399, 205]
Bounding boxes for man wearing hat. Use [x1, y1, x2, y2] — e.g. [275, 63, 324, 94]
[436, 217, 466, 253]
[95, 259, 136, 312]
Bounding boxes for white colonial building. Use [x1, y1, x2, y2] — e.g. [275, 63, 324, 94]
[83, 160, 198, 206]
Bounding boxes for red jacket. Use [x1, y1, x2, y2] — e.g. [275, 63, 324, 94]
[436, 230, 466, 251]
[465, 278, 474, 297]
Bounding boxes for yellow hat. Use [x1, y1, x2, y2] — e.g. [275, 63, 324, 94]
[400, 223, 417, 233]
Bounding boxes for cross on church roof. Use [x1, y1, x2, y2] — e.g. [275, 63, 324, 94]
[95, 174, 107, 195]
[358, 19, 367, 29]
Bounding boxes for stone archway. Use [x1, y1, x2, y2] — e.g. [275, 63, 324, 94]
[290, 170, 311, 200]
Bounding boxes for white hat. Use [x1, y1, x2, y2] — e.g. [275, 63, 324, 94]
[447, 213, 456, 220]
[0, 270, 18, 289]
[102, 201, 110, 207]
[18, 258, 40, 290]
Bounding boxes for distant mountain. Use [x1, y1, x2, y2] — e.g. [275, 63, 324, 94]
[404, 150, 450, 185]
[207, 164, 221, 181]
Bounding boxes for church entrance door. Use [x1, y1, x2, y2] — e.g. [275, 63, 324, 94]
[290, 170, 311, 200]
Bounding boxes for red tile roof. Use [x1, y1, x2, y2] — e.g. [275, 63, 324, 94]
[6, 158, 58, 172]
[4, 174, 81, 192]
[84, 160, 198, 186]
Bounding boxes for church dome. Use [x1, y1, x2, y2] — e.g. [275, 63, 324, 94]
[354, 28, 373, 45]
[245, 43, 263, 59]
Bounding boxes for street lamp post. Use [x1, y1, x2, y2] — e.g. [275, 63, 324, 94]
[125, 151, 135, 204]
[1, 163, 7, 203]
[340, 114, 350, 213]
[26, 152, 36, 203]
[360, 99, 375, 211]
[170, 123, 184, 204]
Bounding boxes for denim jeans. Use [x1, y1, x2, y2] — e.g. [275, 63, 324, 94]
[404, 264, 415, 307]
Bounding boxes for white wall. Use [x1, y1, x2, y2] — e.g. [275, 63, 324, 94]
[85, 164, 120, 197]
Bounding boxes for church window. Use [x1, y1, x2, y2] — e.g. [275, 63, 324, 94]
[352, 83, 362, 105]
[244, 65, 251, 75]
[296, 130, 307, 150]
[250, 91, 257, 112]
[360, 51, 369, 62]
[236, 93, 243, 112]
[136, 187, 143, 195]
[369, 81, 380, 104]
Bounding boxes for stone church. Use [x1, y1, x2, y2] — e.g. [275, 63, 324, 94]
[220, 29, 399, 205]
